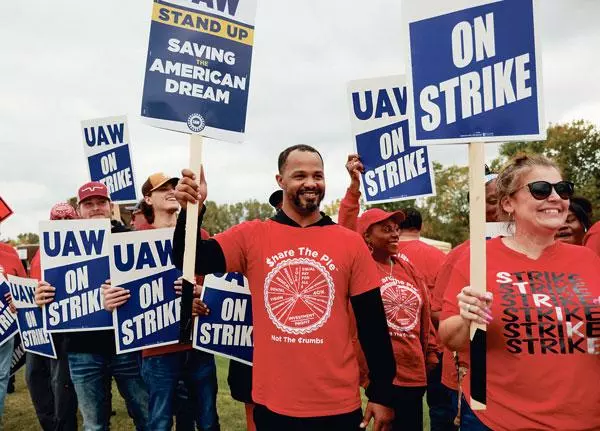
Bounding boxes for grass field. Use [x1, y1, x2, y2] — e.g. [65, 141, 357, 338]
[4, 356, 430, 430]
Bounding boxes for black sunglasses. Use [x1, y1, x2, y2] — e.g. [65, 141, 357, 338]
[522, 181, 575, 200]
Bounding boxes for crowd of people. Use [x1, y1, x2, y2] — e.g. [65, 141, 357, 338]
[1, 144, 600, 430]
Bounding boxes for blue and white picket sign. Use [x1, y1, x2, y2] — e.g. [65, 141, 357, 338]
[403, 0, 545, 145]
[40, 219, 113, 332]
[81, 116, 138, 204]
[7, 275, 56, 359]
[110, 228, 183, 354]
[347, 75, 436, 204]
[141, 0, 258, 142]
[193, 273, 252, 365]
[0, 275, 18, 347]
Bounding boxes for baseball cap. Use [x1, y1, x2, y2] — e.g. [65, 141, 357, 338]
[50, 202, 78, 220]
[142, 173, 179, 196]
[357, 208, 405, 237]
[269, 190, 283, 208]
[78, 182, 109, 204]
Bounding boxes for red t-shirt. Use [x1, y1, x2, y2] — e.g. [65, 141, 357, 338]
[397, 239, 446, 292]
[29, 249, 41, 279]
[0, 250, 26, 278]
[432, 241, 469, 391]
[441, 237, 600, 430]
[0, 242, 18, 258]
[583, 221, 600, 257]
[215, 219, 380, 417]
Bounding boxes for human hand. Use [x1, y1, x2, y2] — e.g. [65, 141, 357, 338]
[35, 281, 55, 306]
[361, 401, 394, 431]
[4, 292, 16, 313]
[102, 279, 130, 311]
[192, 298, 210, 317]
[346, 154, 364, 190]
[174, 277, 202, 297]
[175, 167, 206, 210]
[457, 286, 493, 325]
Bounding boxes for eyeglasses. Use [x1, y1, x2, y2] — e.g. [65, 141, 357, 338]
[521, 181, 575, 200]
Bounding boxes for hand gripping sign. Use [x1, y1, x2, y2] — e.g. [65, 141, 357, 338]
[8, 275, 56, 359]
[193, 272, 253, 365]
[0, 275, 18, 347]
[81, 116, 138, 204]
[40, 219, 113, 332]
[347, 75, 436, 204]
[110, 228, 183, 354]
[141, 0, 258, 142]
[404, 0, 544, 145]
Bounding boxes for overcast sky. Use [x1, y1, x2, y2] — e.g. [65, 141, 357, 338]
[1, 0, 599, 240]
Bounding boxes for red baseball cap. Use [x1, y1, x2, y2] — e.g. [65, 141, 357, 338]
[50, 203, 78, 220]
[77, 181, 109, 204]
[357, 208, 405, 237]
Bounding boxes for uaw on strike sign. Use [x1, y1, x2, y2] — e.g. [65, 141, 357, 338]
[40, 219, 113, 332]
[81, 116, 137, 203]
[141, 0, 258, 142]
[404, 0, 544, 144]
[348, 75, 436, 204]
[110, 228, 182, 354]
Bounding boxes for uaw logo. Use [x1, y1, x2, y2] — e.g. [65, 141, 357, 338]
[264, 258, 334, 335]
[187, 113, 206, 133]
[380, 277, 422, 332]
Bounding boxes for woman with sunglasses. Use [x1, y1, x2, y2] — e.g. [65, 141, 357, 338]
[439, 154, 600, 430]
[339, 154, 438, 431]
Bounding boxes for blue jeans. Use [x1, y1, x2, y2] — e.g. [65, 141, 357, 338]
[0, 337, 14, 417]
[454, 394, 491, 431]
[427, 354, 458, 431]
[142, 350, 219, 431]
[68, 352, 149, 431]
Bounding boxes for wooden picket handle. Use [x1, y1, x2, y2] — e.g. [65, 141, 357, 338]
[179, 134, 203, 342]
[468, 142, 487, 410]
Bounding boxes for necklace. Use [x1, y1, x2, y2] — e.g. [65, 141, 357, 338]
[376, 258, 394, 276]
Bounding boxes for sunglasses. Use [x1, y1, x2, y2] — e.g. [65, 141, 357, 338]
[521, 181, 575, 200]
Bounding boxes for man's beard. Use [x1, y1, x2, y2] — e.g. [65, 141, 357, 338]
[292, 189, 324, 214]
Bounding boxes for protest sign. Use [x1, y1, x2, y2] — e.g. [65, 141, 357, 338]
[8, 275, 56, 359]
[0, 275, 18, 347]
[141, 0, 258, 142]
[0, 196, 13, 223]
[10, 333, 26, 377]
[81, 116, 137, 203]
[110, 228, 182, 354]
[347, 75, 436, 203]
[193, 272, 252, 365]
[40, 219, 113, 332]
[404, 0, 545, 145]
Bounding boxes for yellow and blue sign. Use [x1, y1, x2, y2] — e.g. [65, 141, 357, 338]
[193, 272, 253, 365]
[347, 75, 436, 204]
[404, 0, 545, 144]
[141, 0, 257, 142]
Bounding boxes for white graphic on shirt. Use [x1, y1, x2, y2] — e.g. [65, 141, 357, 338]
[264, 258, 334, 335]
[380, 277, 422, 332]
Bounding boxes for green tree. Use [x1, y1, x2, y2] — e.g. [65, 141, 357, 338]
[16, 232, 39, 245]
[492, 120, 600, 221]
[201, 199, 275, 235]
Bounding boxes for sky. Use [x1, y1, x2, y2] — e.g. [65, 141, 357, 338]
[1, 0, 599, 240]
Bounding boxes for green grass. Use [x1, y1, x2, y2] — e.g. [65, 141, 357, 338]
[4, 356, 430, 430]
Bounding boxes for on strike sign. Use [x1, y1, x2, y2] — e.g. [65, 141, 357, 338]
[404, 0, 545, 144]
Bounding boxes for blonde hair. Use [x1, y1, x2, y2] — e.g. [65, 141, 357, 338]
[496, 153, 561, 219]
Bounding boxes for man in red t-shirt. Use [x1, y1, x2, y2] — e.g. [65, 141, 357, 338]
[173, 145, 396, 430]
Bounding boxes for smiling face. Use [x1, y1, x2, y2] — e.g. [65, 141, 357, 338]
[555, 209, 586, 245]
[78, 197, 112, 219]
[276, 149, 325, 216]
[501, 166, 569, 236]
[485, 178, 499, 222]
[144, 183, 179, 214]
[364, 218, 400, 257]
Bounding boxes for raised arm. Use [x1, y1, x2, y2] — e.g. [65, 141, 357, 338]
[338, 154, 364, 232]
